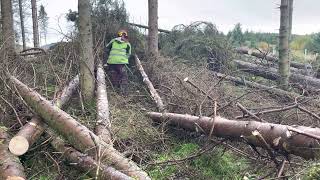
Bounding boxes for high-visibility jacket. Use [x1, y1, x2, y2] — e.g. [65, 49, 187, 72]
[106, 38, 131, 64]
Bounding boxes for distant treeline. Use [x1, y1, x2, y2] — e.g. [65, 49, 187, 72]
[227, 23, 320, 55]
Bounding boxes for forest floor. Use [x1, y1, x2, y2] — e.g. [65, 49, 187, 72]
[1, 47, 320, 179]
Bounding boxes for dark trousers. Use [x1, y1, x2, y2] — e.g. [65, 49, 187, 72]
[107, 64, 128, 91]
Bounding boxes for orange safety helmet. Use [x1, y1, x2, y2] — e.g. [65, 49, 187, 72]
[117, 30, 128, 38]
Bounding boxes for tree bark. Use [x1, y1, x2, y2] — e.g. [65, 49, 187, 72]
[18, 0, 26, 50]
[6, 75, 151, 179]
[147, 112, 320, 159]
[1, 0, 15, 55]
[47, 129, 131, 180]
[78, 0, 95, 103]
[55, 75, 79, 108]
[279, 0, 290, 88]
[288, 0, 293, 40]
[135, 55, 165, 112]
[147, 0, 159, 59]
[31, 0, 39, 48]
[0, 127, 26, 180]
[235, 48, 305, 69]
[9, 76, 79, 156]
[234, 60, 320, 90]
[95, 64, 112, 144]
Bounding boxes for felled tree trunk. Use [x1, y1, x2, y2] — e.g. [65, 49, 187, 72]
[234, 60, 320, 89]
[0, 127, 26, 180]
[215, 73, 297, 98]
[9, 76, 79, 156]
[147, 112, 320, 159]
[235, 48, 305, 69]
[7, 75, 150, 179]
[47, 129, 131, 180]
[135, 55, 165, 112]
[95, 64, 112, 144]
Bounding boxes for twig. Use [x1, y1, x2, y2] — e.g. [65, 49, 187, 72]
[297, 105, 320, 122]
[236, 102, 266, 122]
[31, 63, 36, 87]
[235, 104, 298, 119]
[183, 77, 215, 101]
[287, 126, 320, 141]
[0, 95, 23, 127]
[276, 159, 286, 178]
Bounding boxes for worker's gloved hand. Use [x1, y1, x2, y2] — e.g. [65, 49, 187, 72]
[103, 64, 108, 67]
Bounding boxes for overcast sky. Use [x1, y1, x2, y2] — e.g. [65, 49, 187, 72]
[40, 0, 320, 45]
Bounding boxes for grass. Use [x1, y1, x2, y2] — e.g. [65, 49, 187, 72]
[304, 163, 320, 180]
[148, 142, 249, 180]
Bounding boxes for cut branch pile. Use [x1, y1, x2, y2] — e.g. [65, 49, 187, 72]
[136, 56, 320, 164]
[214, 72, 298, 99]
[2, 48, 320, 179]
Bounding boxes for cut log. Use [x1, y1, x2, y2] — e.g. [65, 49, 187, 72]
[47, 129, 131, 180]
[9, 76, 79, 156]
[147, 112, 320, 159]
[6, 75, 150, 179]
[215, 72, 298, 98]
[95, 64, 112, 144]
[0, 127, 26, 180]
[238, 58, 313, 76]
[9, 116, 45, 156]
[235, 48, 306, 69]
[234, 60, 320, 89]
[135, 55, 165, 112]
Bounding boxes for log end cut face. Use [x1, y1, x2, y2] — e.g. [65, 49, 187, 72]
[9, 136, 29, 156]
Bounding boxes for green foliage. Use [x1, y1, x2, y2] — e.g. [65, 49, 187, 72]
[304, 163, 320, 180]
[305, 33, 320, 53]
[227, 23, 244, 47]
[38, 176, 50, 180]
[159, 22, 234, 72]
[241, 30, 278, 49]
[290, 35, 311, 51]
[148, 143, 248, 180]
